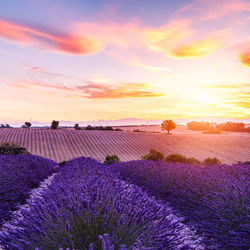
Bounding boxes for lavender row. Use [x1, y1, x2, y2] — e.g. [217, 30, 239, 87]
[0, 154, 57, 226]
[111, 160, 250, 249]
[0, 157, 196, 250]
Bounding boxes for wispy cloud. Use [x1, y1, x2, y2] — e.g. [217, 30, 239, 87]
[225, 91, 250, 109]
[77, 82, 164, 99]
[202, 83, 250, 89]
[8, 80, 74, 91]
[8, 78, 164, 99]
[169, 30, 227, 58]
[0, 19, 102, 55]
[143, 19, 193, 54]
[129, 60, 170, 72]
[177, 0, 250, 21]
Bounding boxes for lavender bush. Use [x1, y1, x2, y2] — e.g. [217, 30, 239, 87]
[0, 157, 191, 250]
[112, 160, 250, 249]
[0, 154, 57, 226]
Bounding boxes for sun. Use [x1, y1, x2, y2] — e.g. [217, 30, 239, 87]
[195, 92, 214, 104]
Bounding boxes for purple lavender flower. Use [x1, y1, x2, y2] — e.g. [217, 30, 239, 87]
[0, 157, 186, 249]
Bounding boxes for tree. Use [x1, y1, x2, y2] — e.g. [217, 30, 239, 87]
[161, 120, 176, 134]
[51, 120, 59, 130]
[74, 124, 80, 130]
[24, 122, 32, 128]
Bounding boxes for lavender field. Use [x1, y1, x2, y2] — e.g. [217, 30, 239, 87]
[0, 153, 249, 249]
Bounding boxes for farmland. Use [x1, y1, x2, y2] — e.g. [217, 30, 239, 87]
[0, 126, 250, 164]
[0, 126, 249, 163]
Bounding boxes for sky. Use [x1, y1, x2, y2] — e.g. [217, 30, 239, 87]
[0, 0, 249, 124]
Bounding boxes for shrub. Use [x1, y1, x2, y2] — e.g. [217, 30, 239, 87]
[165, 154, 200, 165]
[0, 154, 57, 226]
[104, 154, 120, 165]
[0, 157, 187, 249]
[165, 153, 187, 163]
[186, 157, 201, 165]
[133, 129, 145, 132]
[142, 149, 165, 161]
[51, 120, 59, 129]
[114, 128, 122, 131]
[104, 126, 113, 131]
[59, 161, 67, 166]
[0, 143, 29, 155]
[85, 125, 94, 130]
[203, 157, 221, 165]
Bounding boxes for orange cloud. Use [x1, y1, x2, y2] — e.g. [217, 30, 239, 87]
[239, 51, 250, 67]
[0, 19, 101, 55]
[9, 80, 164, 99]
[169, 30, 227, 58]
[77, 83, 164, 99]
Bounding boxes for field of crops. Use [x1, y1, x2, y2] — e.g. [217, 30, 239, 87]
[1, 154, 249, 249]
[0, 127, 249, 164]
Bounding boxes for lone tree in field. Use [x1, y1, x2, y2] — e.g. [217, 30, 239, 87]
[74, 124, 80, 130]
[51, 120, 59, 130]
[24, 122, 32, 128]
[161, 120, 176, 134]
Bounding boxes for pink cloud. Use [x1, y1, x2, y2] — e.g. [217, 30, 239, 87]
[9, 79, 164, 99]
[77, 82, 164, 99]
[0, 19, 102, 55]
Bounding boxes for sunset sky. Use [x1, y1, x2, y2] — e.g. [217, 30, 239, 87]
[0, 0, 249, 123]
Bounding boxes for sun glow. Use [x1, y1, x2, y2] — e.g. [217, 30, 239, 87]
[195, 92, 215, 104]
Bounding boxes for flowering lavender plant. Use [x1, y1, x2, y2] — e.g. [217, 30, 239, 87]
[0, 157, 191, 250]
[0, 154, 57, 226]
[112, 160, 250, 249]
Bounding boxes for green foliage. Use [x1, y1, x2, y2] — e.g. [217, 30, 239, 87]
[161, 120, 176, 134]
[142, 149, 165, 161]
[216, 122, 249, 132]
[104, 154, 120, 165]
[85, 125, 114, 131]
[165, 153, 201, 165]
[203, 157, 221, 166]
[0, 143, 29, 155]
[51, 120, 59, 130]
[186, 157, 201, 165]
[114, 128, 122, 131]
[165, 153, 187, 163]
[187, 121, 212, 130]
